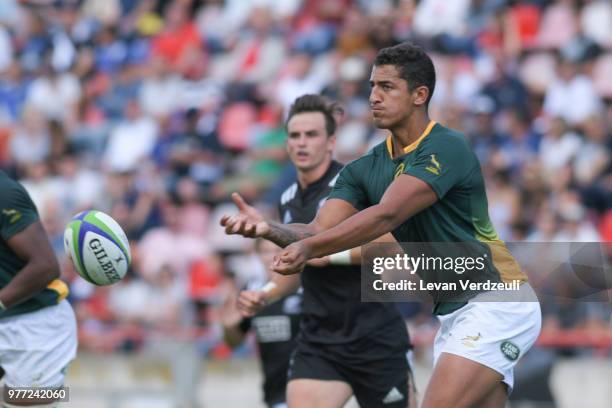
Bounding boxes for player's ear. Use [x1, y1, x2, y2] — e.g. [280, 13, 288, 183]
[413, 85, 429, 107]
[327, 133, 336, 152]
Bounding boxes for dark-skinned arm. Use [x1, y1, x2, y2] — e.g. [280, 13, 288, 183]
[0, 221, 60, 308]
[274, 175, 437, 273]
[221, 193, 359, 248]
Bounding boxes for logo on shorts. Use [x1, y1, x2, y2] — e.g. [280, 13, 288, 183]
[500, 340, 520, 361]
[461, 332, 482, 348]
[382, 387, 404, 404]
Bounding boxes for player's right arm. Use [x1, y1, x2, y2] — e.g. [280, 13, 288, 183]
[221, 193, 358, 248]
[0, 222, 61, 310]
[0, 184, 60, 311]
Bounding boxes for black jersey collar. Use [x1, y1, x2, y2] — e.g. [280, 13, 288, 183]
[299, 160, 343, 193]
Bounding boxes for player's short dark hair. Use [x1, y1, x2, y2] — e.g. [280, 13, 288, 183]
[374, 42, 436, 105]
[286, 94, 343, 136]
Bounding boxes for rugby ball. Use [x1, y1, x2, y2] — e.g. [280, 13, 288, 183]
[64, 210, 131, 286]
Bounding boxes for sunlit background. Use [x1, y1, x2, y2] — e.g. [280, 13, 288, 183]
[0, 0, 610, 406]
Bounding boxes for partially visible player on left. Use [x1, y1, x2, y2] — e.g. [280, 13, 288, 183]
[0, 170, 77, 407]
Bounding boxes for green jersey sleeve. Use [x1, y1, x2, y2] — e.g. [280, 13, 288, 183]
[328, 162, 368, 210]
[404, 133, 474, 199]
[0, 181, 39, 241]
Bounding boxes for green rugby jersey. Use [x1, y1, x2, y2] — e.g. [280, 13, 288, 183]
[329, 121, 527, 314]
[0, 171, 69, 318]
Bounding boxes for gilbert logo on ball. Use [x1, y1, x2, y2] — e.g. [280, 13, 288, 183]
[64, 210, 131, 285]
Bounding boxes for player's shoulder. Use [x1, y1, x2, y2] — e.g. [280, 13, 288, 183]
[343, 140, 384, 172]
[0, 171, 20, 190]
[0, 171, 29, 202]
[421, 123, 472, 153]
[280, 182, 298, 206]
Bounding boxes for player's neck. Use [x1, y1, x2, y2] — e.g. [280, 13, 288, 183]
[297, 159, 332, 189]
[390, 114, 431, 158]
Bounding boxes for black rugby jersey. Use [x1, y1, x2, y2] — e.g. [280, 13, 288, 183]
[278, 161, 409, 346]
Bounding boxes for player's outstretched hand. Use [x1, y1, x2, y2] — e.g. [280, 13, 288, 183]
[272, 241, 312, 275]
[237, 290, 267, 317]
[220, 193, 270, 238]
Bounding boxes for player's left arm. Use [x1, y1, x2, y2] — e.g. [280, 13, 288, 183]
[0, 221, 60, 309]
[275, 175, 436, 273]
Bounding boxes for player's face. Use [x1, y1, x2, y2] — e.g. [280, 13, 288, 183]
[369, 64, 424, 129]
[286, 111, 335, 173]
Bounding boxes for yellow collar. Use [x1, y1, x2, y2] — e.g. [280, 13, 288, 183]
[386, 120, 436, 158]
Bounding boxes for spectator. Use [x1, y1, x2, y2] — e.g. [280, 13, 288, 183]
[538, 117, 582, 182]
[543, 54, 602, 126]
[137, 202, 210, 281]
[9, 106, 51, 168]
[151, 2, 202, 74]
[103, 99, 158, 173]
[138, 56, 181, 119]
[26, 62, 81, 125]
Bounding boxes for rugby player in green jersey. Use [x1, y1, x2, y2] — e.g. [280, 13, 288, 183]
[0, 171, 77, 407]
[222, 43, 541, 408]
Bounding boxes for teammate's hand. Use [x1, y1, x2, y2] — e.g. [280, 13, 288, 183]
[272, 241, 312, 275]
[237, 290, 267, 317]
[220, 193, 270, 238]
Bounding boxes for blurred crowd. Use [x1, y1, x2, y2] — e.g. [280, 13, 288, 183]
[0, 0, 610, 355]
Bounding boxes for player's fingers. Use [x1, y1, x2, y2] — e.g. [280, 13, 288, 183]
[224, 215, 241, 234]
[272, 260, 295, 275]
[237, 295, 256, 312]
[243, 223, 256, 238]
[236, 297, 252, 315]
[230, 217, 247, 234]
[280, 250, 297, 263]
[231, 192, 249, 212]
[248, 293, 266, 308]
[240, 291, 265, 306]
[220, 215, 230, 226]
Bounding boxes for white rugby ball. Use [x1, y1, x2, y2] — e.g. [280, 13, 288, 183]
[64, 210, 131, 286]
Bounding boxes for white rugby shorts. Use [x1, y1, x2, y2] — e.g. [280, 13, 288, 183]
[433, 283, 541, 393]
[0, 300, 77, 388]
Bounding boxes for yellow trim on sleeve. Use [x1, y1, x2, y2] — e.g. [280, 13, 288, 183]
[47, 279, 69, 302]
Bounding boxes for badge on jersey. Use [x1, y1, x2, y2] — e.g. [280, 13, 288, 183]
[394, 163, 405, 179]
[425, 154, 442, 175]
[2, 208, 22, 224]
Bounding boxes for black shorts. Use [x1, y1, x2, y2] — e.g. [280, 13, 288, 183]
[288, 338, 413, 408]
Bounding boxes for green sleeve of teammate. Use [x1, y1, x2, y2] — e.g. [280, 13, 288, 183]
[0, 182, 39, 241]
[328, 163, 368, 210]
[404, 134, 475, 199]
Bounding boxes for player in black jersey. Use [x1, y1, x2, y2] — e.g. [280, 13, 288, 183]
[224, 95, 415, 408]
[221, 239, 301, 408]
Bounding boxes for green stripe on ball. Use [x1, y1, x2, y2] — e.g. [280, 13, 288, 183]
[84, 211, 130, 262]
